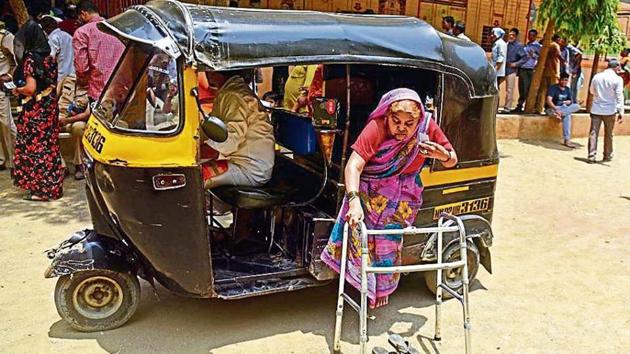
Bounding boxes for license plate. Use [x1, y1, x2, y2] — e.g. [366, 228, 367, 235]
[432, 197, 491, 220]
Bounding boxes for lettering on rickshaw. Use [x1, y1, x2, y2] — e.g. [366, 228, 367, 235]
[85, 125, 106, 153]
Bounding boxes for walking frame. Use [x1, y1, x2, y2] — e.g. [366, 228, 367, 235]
[332, 214, 472, 354]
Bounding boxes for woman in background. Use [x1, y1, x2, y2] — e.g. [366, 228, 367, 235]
[12, 19, 63, 201]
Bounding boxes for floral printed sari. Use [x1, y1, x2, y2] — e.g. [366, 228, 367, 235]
[321, 88, 429, 302]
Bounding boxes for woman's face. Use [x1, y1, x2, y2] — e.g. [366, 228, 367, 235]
[386, 101, 420, 141]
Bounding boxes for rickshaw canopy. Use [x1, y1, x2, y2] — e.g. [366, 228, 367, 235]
[99, 0, 497, 97]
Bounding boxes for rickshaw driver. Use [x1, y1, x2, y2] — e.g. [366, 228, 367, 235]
[201, 70, 275, 189]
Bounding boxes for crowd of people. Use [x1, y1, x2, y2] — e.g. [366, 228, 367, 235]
[0, 0, 123, 201]
[442, 16, 624, 155]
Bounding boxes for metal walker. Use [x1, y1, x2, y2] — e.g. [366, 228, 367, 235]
[332, 214, 472, 354]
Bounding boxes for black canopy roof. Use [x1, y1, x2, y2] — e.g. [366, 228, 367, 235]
[99, 0, 497, 97]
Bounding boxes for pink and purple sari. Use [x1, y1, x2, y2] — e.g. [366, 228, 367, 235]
[321, 88, 429, 302]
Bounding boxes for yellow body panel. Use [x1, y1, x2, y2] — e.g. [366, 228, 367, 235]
[82, 67, 200, 167]
[421, 164, 499, 187]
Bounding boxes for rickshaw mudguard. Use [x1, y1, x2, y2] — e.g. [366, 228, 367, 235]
[44, 230, 137, 278]
[452, 215, 493, 274]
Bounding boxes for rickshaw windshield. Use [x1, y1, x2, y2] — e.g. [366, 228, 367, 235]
[94, 44, 181, 134]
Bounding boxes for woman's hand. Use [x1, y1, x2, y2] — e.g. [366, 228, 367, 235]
[418, 141, 449, 161]
[345, 198, 364, 228]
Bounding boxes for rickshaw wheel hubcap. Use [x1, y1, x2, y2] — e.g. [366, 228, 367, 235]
[72, 276, 124, 320]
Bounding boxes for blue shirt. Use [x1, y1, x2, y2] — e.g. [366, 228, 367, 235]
[547, 84, 573, 107]
[567, 45, 583, 75]
[506, 40, 523, 75]
[515, 40, 542, 70]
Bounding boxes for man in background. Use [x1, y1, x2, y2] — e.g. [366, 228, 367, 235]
[513, 29, 541, 112]
[73, 0, 124, 103]
[442, 16, 455, 35]
[453, 22, 470, 41]
[588, 59, 624, 163]
[0, 21, 15, 173]
[536, 34, 563, 113]
[41, 16, 90, 180]
[490, 27, 507, 110]
[546, 72, 580, 148]
[504, 28, 523, 112]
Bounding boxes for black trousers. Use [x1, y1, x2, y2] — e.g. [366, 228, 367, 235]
[517, 68, 534, 110]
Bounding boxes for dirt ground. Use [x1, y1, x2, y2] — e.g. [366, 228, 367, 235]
[1, 137, 629, 354]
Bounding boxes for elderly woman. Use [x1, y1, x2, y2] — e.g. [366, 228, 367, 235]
[321, 88, 457, 308]
[12, 19, 63, 201]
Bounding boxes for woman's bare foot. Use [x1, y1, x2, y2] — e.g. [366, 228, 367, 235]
[369, 296, 389, 309]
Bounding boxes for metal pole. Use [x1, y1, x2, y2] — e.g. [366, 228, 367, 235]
[434, 217, 443, 341]
[337, 64, 352, 206]
[333, 223, 351, 353]
[359, 223, 369, 354]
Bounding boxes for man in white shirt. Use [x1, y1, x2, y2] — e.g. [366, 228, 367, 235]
[41, 16, 74, 83]
[0, 22, 15, 173]
[453, 22, 471, 41]
[491, 27, 507, 111]
[588, 59, 624, 163]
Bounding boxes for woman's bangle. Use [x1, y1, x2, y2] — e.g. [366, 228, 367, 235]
[346, 190, 360, 202]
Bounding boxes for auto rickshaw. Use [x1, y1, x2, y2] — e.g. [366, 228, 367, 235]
[44, 0, 498, 332]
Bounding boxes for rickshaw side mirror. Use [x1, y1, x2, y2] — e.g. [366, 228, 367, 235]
[191, 88, 228, 143]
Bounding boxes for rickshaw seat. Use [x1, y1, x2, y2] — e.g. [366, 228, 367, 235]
[211, 184, 299, 209]
[210, 111, 322, 210]
[209, 155, 314, 210]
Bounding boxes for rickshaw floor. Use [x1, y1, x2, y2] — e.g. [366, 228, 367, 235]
[212, 251, 305, 283]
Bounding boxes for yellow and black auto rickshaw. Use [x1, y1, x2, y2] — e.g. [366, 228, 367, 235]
[44, 0, 498, 332]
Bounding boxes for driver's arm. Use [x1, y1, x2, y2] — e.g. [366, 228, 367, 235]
[205, 92, 247, 156]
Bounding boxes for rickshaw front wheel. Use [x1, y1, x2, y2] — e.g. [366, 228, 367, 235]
[54, 270, 140, 332]
[424, 240, 479, 299]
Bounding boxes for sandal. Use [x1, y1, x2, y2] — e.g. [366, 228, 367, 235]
[23, 194, 49, 202]
[372, 347, 396, 354]
[388, 334, 420, 354]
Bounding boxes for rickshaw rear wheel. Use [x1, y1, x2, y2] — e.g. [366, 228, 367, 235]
[54, 270, 140, 332]
[424, 240, 479, 299]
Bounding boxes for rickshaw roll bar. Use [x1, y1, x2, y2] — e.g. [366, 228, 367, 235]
[337, 64, 352, 206]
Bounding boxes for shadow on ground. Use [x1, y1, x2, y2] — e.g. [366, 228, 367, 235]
[573, 157, 612, 166]
[0, 172, 90, 225]
[47, 273, 486, 353]
[518, 139, 585, 152]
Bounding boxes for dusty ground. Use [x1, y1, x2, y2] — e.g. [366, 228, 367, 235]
[1, 137, 629, 354]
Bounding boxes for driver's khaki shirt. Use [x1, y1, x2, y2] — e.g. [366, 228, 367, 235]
[205, 76, 275, 186]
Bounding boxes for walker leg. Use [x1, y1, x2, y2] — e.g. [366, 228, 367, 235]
[333, 224, 351, 353]
[434, 221, 444, 341]
[359, 226, 369, 354]
[459, 232, 472, 354]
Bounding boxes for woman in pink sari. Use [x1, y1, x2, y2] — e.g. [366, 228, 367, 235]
[321, 88, 457, 308]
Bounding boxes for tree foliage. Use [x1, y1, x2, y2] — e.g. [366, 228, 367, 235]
[538, 0, 626, 53]
[524, 0, 626, 112]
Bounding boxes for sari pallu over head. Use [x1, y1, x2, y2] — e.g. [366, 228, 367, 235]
[320, 88, 431, 302]
[13, 19, 53, 91]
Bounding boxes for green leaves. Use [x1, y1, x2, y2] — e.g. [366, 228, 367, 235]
[536, 0, 626, 53]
